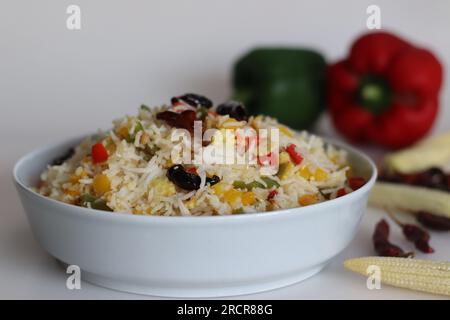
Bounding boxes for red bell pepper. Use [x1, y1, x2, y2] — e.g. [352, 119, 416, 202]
[92, 143, 109, 164]
[336, 188, 347, 198]
[327, 32, 443, 149]
[348, 177, 366, 191]
[285, 144, 304, 165]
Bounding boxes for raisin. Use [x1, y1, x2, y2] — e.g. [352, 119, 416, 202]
[167, 165, 220, 191]
[156, 110, 196, 132]
[171, 93, 213, 108]
[216, 101, 248, 121]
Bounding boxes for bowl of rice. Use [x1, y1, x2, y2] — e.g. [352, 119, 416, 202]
[14, 94, 376, 297]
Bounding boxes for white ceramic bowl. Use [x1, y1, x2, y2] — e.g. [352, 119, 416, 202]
[13, 135, 376, 298]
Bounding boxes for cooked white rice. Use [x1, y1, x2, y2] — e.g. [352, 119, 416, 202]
[37, 98, 357, 216]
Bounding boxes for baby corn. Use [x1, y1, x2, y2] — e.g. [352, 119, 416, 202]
[385, 131, 450, 174]
[369, 182, 450, 218]
[344, 257, 450, 296]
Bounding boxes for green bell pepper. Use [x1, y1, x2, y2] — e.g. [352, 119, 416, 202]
[233, 48, 326, 129]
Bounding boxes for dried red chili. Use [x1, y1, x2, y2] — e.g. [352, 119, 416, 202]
[373, 219, 413, 258]
[379, 167, 450, 192]
[402, 224, 434, 253]
[417, 211, 450, 231]
[386, 210, 435, 254]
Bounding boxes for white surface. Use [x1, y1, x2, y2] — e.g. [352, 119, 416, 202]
[1, 0, 450, 299]
[13, 136, 376, 298]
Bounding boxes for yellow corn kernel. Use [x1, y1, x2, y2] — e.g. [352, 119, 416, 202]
[241, 191, 256, 206]
[105, 137, 117, 153]
[185, 198, 196, 210]
[211, 182, 226, 195]
[344, 257, 450, 297]
[249, 115, 263, 130]
[297, 166, 312, 180]
[70, 168, 87, 184]
[64, 188, 80, 197]
[69, 174, 80, 184]
[223, 189, 242, 205]
[93, 174, 111, 195]
[298, 194, 318, 206]
[221, 118, 244, 129]
[279, 151, 290, 164]
[117, 125, 130, 139]
[133, 208, 144, 215]
[314, 168, 329, 182]
[164, 158, 174, 169]
[277, 162, 294, 180]
[150, 177, 176, 197]
[279, 126, 294, 137]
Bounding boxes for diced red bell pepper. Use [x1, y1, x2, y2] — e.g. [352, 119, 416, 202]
[268, 189, 278, 201]
[348, 177, 366, 190]
[285, 144, 303, 165]
[336, 188, 347, 198]
[92, 143, 108, 164]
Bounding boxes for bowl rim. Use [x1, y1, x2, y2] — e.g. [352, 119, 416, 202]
[13, 134, 377, 225]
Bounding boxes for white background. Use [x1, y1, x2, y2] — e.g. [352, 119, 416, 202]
[1, 0, 449, 299]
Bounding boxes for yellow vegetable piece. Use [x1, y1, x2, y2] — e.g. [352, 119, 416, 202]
[70, 168, 87, 184]
[185, 198, 196, 210]
[221, 118, 243, 129]
[117, 125, 130, 139]
[298, 194, 318, 206]
[344, 256, 450, 297]
[241, 192, 256, 206]
[93, 174, 111, 195]
[211, 182, 226, 195]
[104, 137, 117, 153]
[297, 166, 312, 180]
[279, 126, 294, 137]
[279, 151, 290, 164]
[314, 168, 329, 181]
[223, 189, 242, 205]
[64, 188, 80, 197]
[150, 177, 176, 197]
[277, 162, 294, 180]
[69, 174, 80, 184]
